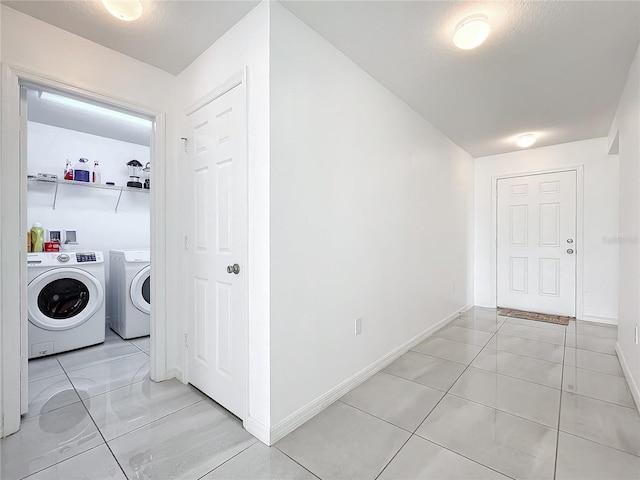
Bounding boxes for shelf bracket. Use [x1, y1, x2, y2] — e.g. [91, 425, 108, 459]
[114, 188, 124, 213]
[52, 181, 59, 210]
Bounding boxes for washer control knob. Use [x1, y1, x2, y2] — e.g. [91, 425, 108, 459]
[57, 254, 70, 263]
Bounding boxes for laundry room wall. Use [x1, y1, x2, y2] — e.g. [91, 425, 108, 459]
[474, 137, 620, 324]
[26, 121, 151, 314]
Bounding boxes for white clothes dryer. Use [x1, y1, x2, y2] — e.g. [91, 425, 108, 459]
[108, 249, 150, 339]
[28, 251, 106, 359]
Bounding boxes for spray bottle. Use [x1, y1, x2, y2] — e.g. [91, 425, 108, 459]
[92, 161, 102, 184]
[64, 159, 73, 180]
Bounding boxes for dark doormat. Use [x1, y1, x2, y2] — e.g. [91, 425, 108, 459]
[497, 308, 573, 326]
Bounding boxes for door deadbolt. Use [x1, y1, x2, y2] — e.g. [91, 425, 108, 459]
[227, 264, 240, 274]
[566, 249, 574, 254]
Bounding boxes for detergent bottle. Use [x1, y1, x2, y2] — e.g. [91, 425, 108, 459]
[30, 223, 44, 253]
[73, 158, 90, 182]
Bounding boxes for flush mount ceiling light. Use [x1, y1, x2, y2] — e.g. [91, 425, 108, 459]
[40, 91, 152, 127]
[101, 0, 143, 22]
[453, 14, 490, 50]
[516, 133, 537, 148]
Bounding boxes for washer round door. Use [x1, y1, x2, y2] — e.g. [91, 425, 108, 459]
[28, 268, 104, 331]
[130, 265, 150, 314]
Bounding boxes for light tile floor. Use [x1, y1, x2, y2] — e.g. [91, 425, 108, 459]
[2, 309, 639, 479]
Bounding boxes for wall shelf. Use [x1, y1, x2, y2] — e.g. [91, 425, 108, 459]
[27, 177, 149, 212]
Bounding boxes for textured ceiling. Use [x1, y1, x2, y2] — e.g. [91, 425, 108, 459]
[4, 1, 639, 157]
[281, 1, 640, 156]
[2, 0, 260, 75]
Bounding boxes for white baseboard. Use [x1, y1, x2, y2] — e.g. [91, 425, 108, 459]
[474, 302, 496, 309]
[164, 367, 184, 383]
[269, 304, 471, 444]
[615, 343, 640, 414]
[581, 314, 618, 325]
[244, 415, 270, 445]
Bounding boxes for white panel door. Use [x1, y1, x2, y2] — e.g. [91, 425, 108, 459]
[497, 171, 577, 316]
[186, 83, 247, 419]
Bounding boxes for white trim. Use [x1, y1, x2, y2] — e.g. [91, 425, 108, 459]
[184, 70, 244, 117]
[490, 166, 585, 319]
[244, 415, 270, 446]
[1, 64, 23, 437]
[581, 314, 618, 325]
[165, 367, 184, 383]
[0, 64, 169, 437]
[269, 305, 471, 445]
[615, 343, 640, 414]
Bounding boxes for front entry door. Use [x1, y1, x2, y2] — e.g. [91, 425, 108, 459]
[497, 170, 577, 316]
[186, 82, 247, 419]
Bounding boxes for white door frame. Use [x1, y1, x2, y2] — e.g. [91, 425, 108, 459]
[0, 64, 169, 437]
[182, 68, 250, 424]
[491, 166, 584, 320]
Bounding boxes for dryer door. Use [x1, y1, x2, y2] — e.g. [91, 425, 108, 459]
[130, 265, 151, 314]
[28, 268, 104, 331]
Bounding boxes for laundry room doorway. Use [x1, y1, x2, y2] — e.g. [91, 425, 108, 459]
[0, 66, 168, 436]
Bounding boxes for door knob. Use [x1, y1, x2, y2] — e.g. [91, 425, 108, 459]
[227, 264, 240, 274]
[567, 238, 574, 244]
[566, 249, 574, 254]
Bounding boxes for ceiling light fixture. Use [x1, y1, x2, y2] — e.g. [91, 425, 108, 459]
[101, 0, 143, 22]
[453, 14, 490, 50]
[516, 133, 537, 148]
[40, 92, 152, 127]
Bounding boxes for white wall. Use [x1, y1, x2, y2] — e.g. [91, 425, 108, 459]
[269, 3, 474, 432]
[175, 1, 271, 442]
[27, 122, 150, 302]
[474, 138, 619, 323]
[612, 43, 640, 406]
[1, 5, 177, 436]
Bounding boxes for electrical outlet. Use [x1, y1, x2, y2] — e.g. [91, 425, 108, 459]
[355, 317, 362, 336]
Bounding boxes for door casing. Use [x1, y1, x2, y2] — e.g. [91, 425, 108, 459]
[491, 166, 585, 320]
[0, 64, 169, 437]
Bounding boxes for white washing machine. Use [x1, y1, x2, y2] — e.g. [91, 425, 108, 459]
[108, 249, 150, 339]
[28, 251, 106, 359]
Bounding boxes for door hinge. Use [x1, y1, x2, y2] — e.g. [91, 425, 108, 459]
[184, 333, 189, 348]
[181, 137, 188, 154]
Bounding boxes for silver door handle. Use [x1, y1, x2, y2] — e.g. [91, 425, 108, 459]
[227, 264, 240, 274]
[566, 249, 574, 254]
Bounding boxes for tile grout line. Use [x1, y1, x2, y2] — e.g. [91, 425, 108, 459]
[559, 430, 640, 460]
[553, 326, 568, 480]
[274, 446, 324, 479]
[60, 349, 148, 375]
[195, 440, 259, 480]
[375, 323, 503, 480]
[58, 356, 129, 480]
[105, 398, 207, 443]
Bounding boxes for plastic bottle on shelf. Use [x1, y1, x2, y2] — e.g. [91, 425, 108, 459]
[73, 158, 90, 182]
[64, 159, 73, 180]
[92, 161, 101, 184]
[30, 223, 44, 252]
